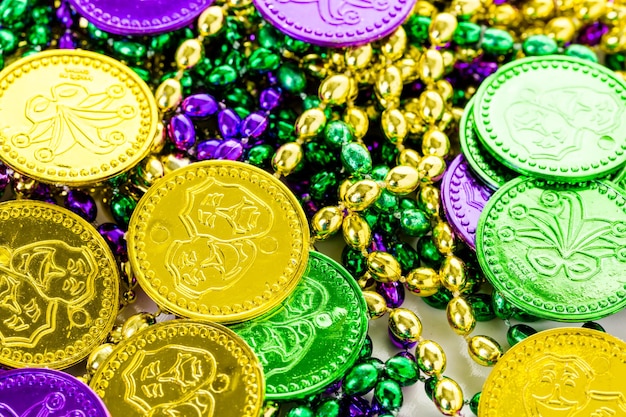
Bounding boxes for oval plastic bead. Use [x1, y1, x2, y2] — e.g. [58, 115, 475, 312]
[506, 324, 537, 347]
[419, 90, 445, 123]
[381, 27, 407, 60]
[272, 142, 303, 176]
[374, 379, 403, 411]
[385, 355, 420, 386]
[311, 206, 343, 240]
[368, 251, 402, 283]
[319, 74, 352, 105]
[344, 107, 369, 140]
[343, 362, 381, 395]
[363, 290, 388, 319]
[446, 297, 476, 335]
[432, 221, 455, 255]
[433, 377, 464, 416]
[175, 38, 203, 69]
[385, 165, 420, 195]
[389, 308, 422, 342]
[418, 49, 445, 82]
[198, 6, 224, 36]
[295, 108, 327, 140]
[422, 127, 450, 157]
[381, 109, 408, 143]
[376, 65, 403, 101]
[154, 78, 182, 112]
[343, 212, 372, 249]
[440, 255, 466, 292]
[429, 13, 458, 46]
[343, 180, 381, 212]
[468, 335, 503, 366]
[416, 340, 446, 376]
[342, 142, 373, 175]
[405, 267, 441, 296]
[86, 343, 115, 376]
[121, 312, 156, 339]
[398, 149, 421, 168]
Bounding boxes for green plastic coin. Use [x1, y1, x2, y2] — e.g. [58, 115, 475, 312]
[231, 251, 368, 400]
[473, 56, 626, 182]
[460, 98, 517, 190]
[476, 177, 626, 321]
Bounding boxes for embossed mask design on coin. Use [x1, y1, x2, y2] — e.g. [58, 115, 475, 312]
[120, 344, 230, 417]
[0, 392, 87, 417]
[0, 241, 96, 347]
[275, 0, 390, 25]
[504, 190, 626, 282]
[165, 177, 274, 297]
[12, 84, 136, 163]
[235, 276, 348, 378]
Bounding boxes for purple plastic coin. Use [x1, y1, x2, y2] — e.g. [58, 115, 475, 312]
[68, 0, 212, 35]
[253, 0, 416, 47]
[0, 368, 110, 416]
[441, 154, 493, 250]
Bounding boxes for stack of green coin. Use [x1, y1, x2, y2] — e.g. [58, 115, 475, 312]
[472, 55, 626, 322]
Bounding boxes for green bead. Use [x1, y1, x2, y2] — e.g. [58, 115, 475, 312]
[258, 24, 283, 50]
[417, 237, 444, 268]
[466, 293, 496, 322]
[247, 144, 274, 167]
[342, 246, 367, 277]
[378, 213, 399, 235]
[286, 406, 314, 417]
[131, 67, 151, 83]
[359, 335, 373, 359]
[110, 193, 137, 226]
[374, 190, 399, 213]
[399, 197, 418, 211]
[453, 22, 481, 46]
[248, 47, 281, 71]
[511, 306, 541, 322]
[315, 399, 341, 417]
[400, 208, 430, 237]
[392, 242, 420, 273]
[112, 40, 147, 64]
[224, 17, 244, 44]
[284, 36, 310, 53]
[225, 50, 243, 72]
[405, 15, 431, 45]
[0, 0, 28, 25]
[304, 142, 338, 168]
[21, 48, 38, 58]
[225, 87, 253, 109]
[31, 5, 52, 25]
[303, 95, 322, 110]
[385, 355, 419, 386]
[0, 55, 4, 70]
[361, 209, 379, 229]
[150, 33, 173, 52]
[375, 379, 403, 411]
[371, 165, 390, 181]
[470, 392, 481, 415]
[309, 171, 338, 201]
[343, 362, 380, 395]
[380, 142, 399, 166]
[208, 65, 238, 85]
[342, 142, 372, 175]
[506, 324, 537, 347]
[522, 35, 558, 56]
[606, 53, 625, 71]
[491, 291, 514, 320]
[87, 23, 109, 41]
[0, 29, 17, 54]
[565, 44, 598, 63]
[424, 377, 437, 400]
[422, 288, 453, 310]
[193, 57, 213, 77]
[482, 28, 514, 55]
[582, 321, 606, 332]
[27, 24, 51, 47]
[233, 107, 250, 119]
[278, 62, 307, 93]
[324, 120, 354, 148]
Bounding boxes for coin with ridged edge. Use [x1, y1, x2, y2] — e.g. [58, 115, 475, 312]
[231, 251, 368, 400]
[0, 50, 158, 185]
[127, 160, 310, 323]
[479, 327, 626, 417]
[0, 200, 119, 369]
[90, 319, 264, 417]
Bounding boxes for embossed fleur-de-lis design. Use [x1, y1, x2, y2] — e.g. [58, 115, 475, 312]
[12, 83, 136, 162]
[275, 0, 389, 25]
[507, 190, 626, 282]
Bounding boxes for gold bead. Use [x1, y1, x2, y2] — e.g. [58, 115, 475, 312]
[368, 251, 402, 283]
[422, 127, 450, 157]
[319, 74, 352, 105]
[385, 165, 420, 195]
[405, 267, 441, 296]
[419, 90, 445, 124]
[198, 6, 225, 36]
[175, 38, 204, 69]
[151, 122, 166, 153]
[446, 297, 476, 335]
[381, 109, 408, 143]
[161, 153, 191, 174]
[343, 179, 381, 211]
[338, 179, 355, 202]
[489, 4, 521, 26]
[441, 50, 455, 73]
[302, 54, 327, 78]
[296, 108, 327, 140]
[382, 26, 407, 61]
[419, 184, 440, 216]
[121, 313, 156, 339]
[414, 0, 438, 16]
[154, 78, 183, 112]
[438, 110, 454, 131]
[435, 79, 454, 102]
[344, 107, 369, 140]
[417, 339, 446, 376]
[398, 148, 421, 168]
[227, 0, 252, 7]
[418, 49, 445, 83]
[346, 44, 373, 69]
[574, 0, 607, 20]
[418, 154, 446, 182]
[376, 65, 403, 101]
[602, 26, 626, 53]
[312, 206, 344, 240]
[86, 343, 115, 376]
[434, 377, 464, 416]
[429, 13, 458, 46]
[523, 0, 555, 20]
[136, 156, 165, 186]
[363, 290, 388, 319]
[440, 255, 466, 292]
[272, 142, 303, 176]
[389, 308, 422, 342]
[545, 16, 577, 43]
[433, 221, 455, 255]
[468, 335, 503, 366]
[397, 58, 419, 82]
[451, 0, 484, 17]
[404, 111, 424, 135]
[343, 212, 372, 249]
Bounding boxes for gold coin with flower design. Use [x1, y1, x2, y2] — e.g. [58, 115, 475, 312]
[0, 49, 158, 185]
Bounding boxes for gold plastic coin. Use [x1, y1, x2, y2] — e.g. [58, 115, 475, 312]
[479, 327, 626, 416]
[0, 50, 158, 185]
[127, 160, 310, 323]
[90, 319, 265, 417]
[0, 200, 119, 369]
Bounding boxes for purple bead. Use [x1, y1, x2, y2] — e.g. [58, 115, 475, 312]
[388, 328, 417, 349]
[303, 199, 318, 219]
[377, 282, 405, 309]
[59, 31, 77, 49]
[217, 108, 241, 139]
[181, 93, 219, 118]
[259, 88, 281, 111]
[492, 0, 507, 5]
[0, 164, 10, 194]
[98, 223, 127, 259]
[345, 396, 372, 417]
[241, 111, 269, 138]
[455, 59, 498, 84]
[65, 189, 97, 222]
[396, 351, 417, 362]
[56, 1, 74, 27]
[578, 22, 608, 46]
[323, 380, 343, 395]
[215, 139, 244, 160]
[168, 113, 196, 151]
[371, 233, 387, 253]
[196, 139, 221, 160]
